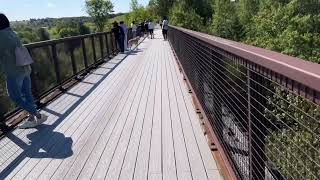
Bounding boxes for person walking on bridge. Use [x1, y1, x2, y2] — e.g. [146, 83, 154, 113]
[162, 16, 169, 40]
[0, 14, 48, 129]
[148, 20, 154, 39]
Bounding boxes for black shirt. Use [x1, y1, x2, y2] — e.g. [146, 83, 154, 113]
[112, 26, 125, 39]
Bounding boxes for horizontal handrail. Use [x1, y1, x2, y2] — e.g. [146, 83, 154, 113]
[25, 32, 112, 49]
[171, 26, 320, 93]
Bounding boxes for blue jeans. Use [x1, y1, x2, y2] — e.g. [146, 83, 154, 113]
[117, 36, 124, 52]
[6, 74, 38, 116]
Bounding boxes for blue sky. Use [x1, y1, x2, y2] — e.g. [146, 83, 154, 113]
[0, 0, 149, 21]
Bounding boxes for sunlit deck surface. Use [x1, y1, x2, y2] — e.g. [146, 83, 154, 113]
[0, 30, 222, 180]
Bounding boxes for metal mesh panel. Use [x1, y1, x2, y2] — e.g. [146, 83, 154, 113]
[169, 27, 320, 180]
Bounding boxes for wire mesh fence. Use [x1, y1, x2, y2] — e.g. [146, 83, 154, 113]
[169, 26, 320, 180]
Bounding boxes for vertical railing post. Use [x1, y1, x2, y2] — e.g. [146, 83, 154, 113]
[99, 35, 104, 60]
[105, 33, 110, 58]
[27, 49, 40, 99]
[248, 65, 267, 180]
[81, 39, 88, 69]
[91, 36, 97, 63]
[70, 45, 77, 75]
[110, 33, 115, 54]
[51, 44, 61, 84]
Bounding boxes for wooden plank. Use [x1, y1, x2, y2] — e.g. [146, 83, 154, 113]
[64, 46, 152, 180]
[166, 41, 209, 180]
[6, 54, 138, 180]
[89, 49, 151, 180]
[133, 41, 158, 180]
[78, 43, 153, 179]
[167, 44, 222, 180]
[104, 49, 155, 180]
[0, 83, 88, 179]
[0, 82, 87, 165]
[161, 41, 178, 180]
[148, 45, 162, 178]
[40, 51, 146, 180]
[118, 43, 158, 180]
[164, 41, 193, 180]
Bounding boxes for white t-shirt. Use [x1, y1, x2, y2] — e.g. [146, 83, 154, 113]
[162, 20, 169, 30]
[131, 23, 137, 32]
[148, 22, 154, 30]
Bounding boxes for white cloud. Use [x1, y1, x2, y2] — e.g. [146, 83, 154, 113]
[47, 2, 56, 8]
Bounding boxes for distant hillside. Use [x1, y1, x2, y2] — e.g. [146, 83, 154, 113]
[11, 13, 127, 29]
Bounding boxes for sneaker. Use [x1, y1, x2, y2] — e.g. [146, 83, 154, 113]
[36, 114, 48, 125]
[27, 115, 35, 122]
[18, 114, 48, 129]
[18, 121, 38, 129]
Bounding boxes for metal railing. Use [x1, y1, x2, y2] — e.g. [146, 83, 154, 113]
[0, 27, 141, 127]
[168, 26, 320, 180]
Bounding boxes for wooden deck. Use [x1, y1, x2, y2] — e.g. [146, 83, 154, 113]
[0, 30, 222, 180]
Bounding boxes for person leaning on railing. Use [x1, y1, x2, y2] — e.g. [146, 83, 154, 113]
[0, 14, 48, 129]
[112, 21, 125, 53]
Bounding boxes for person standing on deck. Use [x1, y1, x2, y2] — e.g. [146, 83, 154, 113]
[112, 21, 125, 53]
[148, 20, 154, 39]
[162, 16, 169, 40]
[119, 21, 128, 51]
[131, 21, 137, 38]
[0, 14, 48, 129]
[144, 20, 149, 37]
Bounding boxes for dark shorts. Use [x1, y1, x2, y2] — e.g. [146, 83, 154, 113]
[149, 29, 154, 34]
[162, 29, 168, 35]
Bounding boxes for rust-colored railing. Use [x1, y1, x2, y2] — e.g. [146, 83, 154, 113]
[169, 26, 320, 180]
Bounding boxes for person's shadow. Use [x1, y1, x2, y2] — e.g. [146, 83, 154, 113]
[25, 124, 73, 159]
[0, 124, 73, 179]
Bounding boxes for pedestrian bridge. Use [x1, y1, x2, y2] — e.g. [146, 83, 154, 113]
[1, 26, 320, 180]
[0, 30, 222, 180]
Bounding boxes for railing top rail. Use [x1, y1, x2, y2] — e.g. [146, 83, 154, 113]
[171, 26, 320, 92]
[25, 31, 112, 49]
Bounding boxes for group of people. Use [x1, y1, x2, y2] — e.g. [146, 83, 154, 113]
[112, 21, 128, 53]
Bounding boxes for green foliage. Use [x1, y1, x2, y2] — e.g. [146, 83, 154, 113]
[211, 0, 244, 41]
[169, 2, 203, 31]
[239, 0, 260, 26]
[265, 85, 320, 179]
[125, 0, 157, 26]
[78, 23, 91, 35]
[85, 0, 114, 32]
[246, 0, 320, 63]
[37, 28, 50, 41]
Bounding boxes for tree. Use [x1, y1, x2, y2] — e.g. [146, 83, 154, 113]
[85, 0, 114, 32]
[170, 1, 203, 31]
[211, 0, 244, 41]
[239, 0, 259, 26]
[78, 22, 91, 35]
[246, 0, 320, 63]
[37, 28, 50, 41]
[130, 0, 139, 11]
[157, 0, 175, 18]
